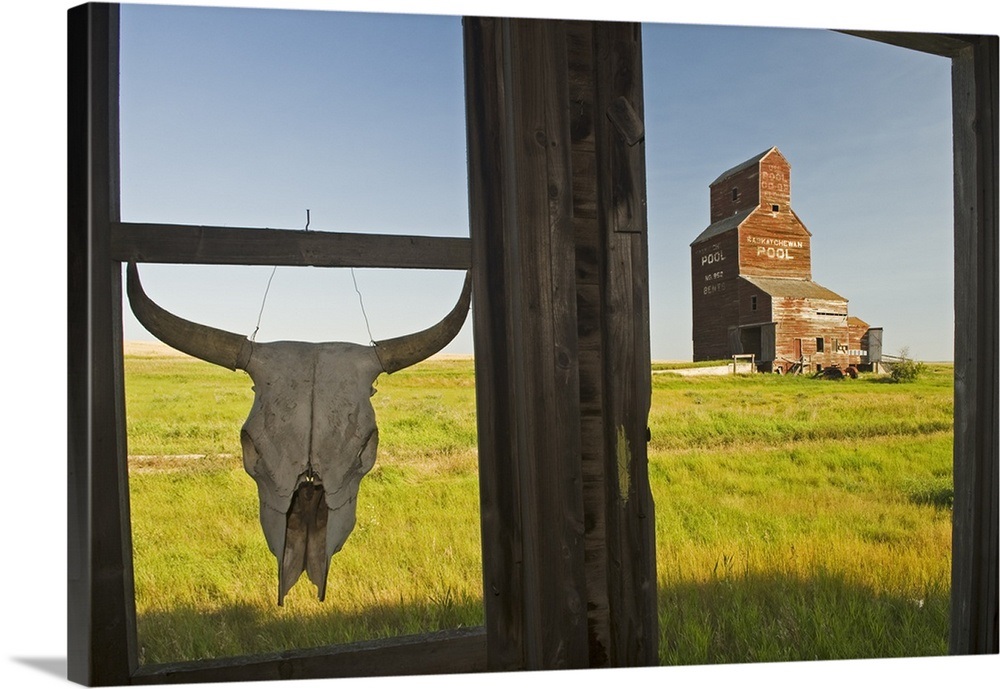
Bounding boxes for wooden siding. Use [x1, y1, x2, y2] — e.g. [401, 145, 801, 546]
[710, 164, 760, 223]
[737, 213, 812, 279]
[847, 316, 870, 354]
[708, 148, 792, 224]
[738, 281, 773, 327]
[757, 149, 792, 210]
[771, 296, 855, 369]
[691, 228, 740, 360]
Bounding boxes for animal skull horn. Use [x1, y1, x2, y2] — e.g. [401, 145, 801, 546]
[373, 275, 473, 373]
[126, 263, 253, 370]
[125, 262, 472, 604]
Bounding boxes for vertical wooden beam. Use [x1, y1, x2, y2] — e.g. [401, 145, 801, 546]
[950, 34, 999, 656]
[565, 21, 613, 666]
[68, 3, 138, 684]
[592, 22, 659, 666]
[464, 17, 590, 671]
[566, 21, 657, 667]
[465, 17, 657, 671]
[462, 18, 521, 671]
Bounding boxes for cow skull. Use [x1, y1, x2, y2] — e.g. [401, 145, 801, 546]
[125, 263, 471, 604]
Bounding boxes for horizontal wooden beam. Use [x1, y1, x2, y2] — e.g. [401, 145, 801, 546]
[110, 222, 472, 270]
[130, 626, 487, 684]
[838, 30, 974, 57]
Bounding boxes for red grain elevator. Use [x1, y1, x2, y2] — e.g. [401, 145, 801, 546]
[690, 147, 881, 372]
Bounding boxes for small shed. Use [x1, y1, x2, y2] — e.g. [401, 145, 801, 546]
[690, 147, 880, 372]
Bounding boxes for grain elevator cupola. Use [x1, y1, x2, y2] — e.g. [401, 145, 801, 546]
[690, 147, 882, 373]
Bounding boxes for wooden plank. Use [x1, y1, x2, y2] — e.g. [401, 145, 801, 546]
[566, 20, 612, 667]
[574, 216, 601, 285]
[838, 30, 972, 57]
[67, 3, 138, 685]
[606, 96, 644, 147]
[854, 28, 999, 659]
[576, 283, 602, 351]
[571, 149, 599, 220]
[566, 22, 596, 152]
[599, 25, 647, 237]
[949, 34, 999, 656]
[131, 627, 487, 684]
[111, 222, 472, 270]
[593, 21, 659, 667]
[464, 17, 590, 671]
[691, 230, 742, 360]
[463, 16, 525, 672]
[504, 18, 588, 669]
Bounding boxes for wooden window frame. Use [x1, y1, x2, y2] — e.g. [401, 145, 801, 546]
[842, 28, 997, 654]
[68, 5, 483, 684]
[68, 4, 998, 685]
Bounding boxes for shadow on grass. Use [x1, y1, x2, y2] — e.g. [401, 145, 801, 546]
[905, 481, 954, 509]
[138, 569, 948, 671]
[657, 569, 950, 666]
[136, 594, 484, 666]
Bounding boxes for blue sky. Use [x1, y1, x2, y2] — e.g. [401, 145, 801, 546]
[642, 24, 953, 360]
[116, 2, 956, 360]
[119, 4, 473, 353]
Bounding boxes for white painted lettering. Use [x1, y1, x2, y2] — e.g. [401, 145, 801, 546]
[701, 250, 726, 266]
[747, 235, 804, 249]
[755, 246, 793, 260]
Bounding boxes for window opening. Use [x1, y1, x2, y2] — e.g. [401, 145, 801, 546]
[118, 5, 480, 666]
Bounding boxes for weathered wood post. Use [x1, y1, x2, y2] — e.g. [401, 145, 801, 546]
[842, 29, 997, 651]
[464, 17, 658, 670]
[950, 33, 998, 655]
[67, 3, 139, 684]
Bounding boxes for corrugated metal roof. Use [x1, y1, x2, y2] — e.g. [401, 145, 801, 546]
[691, 207, 754, 245]
[741, 275, 847, 302]
[710, 146, 777, 186]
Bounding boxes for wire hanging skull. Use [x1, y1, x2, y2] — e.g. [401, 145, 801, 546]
[126, 263, 471, 604]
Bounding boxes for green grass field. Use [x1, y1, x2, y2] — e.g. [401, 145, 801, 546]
[125, 346, 952, 666]
[648, 368, 952, 663]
